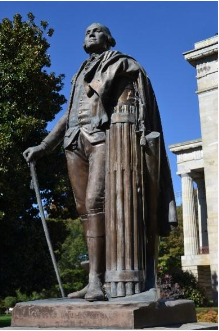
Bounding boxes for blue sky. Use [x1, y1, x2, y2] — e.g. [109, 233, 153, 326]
[1, 1, 218, 202]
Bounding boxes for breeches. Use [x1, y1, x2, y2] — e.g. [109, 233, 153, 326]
[65, 132, 105, 216]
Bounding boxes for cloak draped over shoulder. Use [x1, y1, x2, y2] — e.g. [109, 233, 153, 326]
[66, 50, 178, 236]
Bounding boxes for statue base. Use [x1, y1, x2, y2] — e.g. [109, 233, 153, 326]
[12, 290, 197, 329]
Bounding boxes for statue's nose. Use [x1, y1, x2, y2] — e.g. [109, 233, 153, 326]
[89, 30, 95, 37]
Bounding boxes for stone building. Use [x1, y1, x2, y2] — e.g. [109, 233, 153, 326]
[169, 35, 218, 303]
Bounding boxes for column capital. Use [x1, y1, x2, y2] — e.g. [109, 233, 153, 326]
[181, 172, 192, 178]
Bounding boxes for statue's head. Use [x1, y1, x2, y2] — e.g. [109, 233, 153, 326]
[83, 23, 116, 54]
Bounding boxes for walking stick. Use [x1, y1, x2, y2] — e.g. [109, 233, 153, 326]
[29, 161, 65, 298]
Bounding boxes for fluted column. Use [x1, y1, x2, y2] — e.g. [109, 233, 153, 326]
[196, 177, 208, 249]
[181, 173, 199, 256]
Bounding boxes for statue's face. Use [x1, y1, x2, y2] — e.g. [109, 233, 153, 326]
[84, 24, 109, 53]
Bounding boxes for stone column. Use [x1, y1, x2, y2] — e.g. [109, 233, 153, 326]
[195, 177, 208, 249]
[181, 173, 199, 256]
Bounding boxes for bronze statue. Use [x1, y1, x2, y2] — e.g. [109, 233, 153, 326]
[23, 23, 177, 302]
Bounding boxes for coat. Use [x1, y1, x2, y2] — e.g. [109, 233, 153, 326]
[70, 50, 178, 236]
[43, 50, 178, 236]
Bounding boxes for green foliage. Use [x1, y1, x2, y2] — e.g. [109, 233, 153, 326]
[0, 13, 65, 161]
[4, 297, 16, 309]
[158, 206, 208, 307]
[158, 206, 184, 273]
[196, 307, 218, 313]
[172, 270, 208, 307]
[0, 12, 70, 297]
[159, 269, 208, 307]
[0, 219, 88, 302]
[15, 289, 30, 302]
[185, 287, 206, 307]
[58, 218, 88, 292]
[15, 288, 59, 302]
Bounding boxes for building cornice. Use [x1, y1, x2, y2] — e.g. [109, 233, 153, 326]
[183, 43, 218, 67]
[183, 35, 218, 67]
[169, 138, 202, 154]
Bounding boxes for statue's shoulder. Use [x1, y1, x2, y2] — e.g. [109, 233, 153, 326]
[101, 50, 122, 62]
[102, 50, 135, 60]
[101, 50, 140, 68]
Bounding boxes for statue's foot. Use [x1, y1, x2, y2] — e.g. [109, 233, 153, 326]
[85, 281, 105, 301]
[68, 285, 88, 299]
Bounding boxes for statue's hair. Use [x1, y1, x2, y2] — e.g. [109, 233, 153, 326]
[83, 23, 116, 53]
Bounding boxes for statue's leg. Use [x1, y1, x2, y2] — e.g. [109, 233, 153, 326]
[69, 210, 105, 301]
[85, 213, 105, 301]
[84, 138, 106, 301]
[65, 137, 90, 299]
[66, 134, 106, 301]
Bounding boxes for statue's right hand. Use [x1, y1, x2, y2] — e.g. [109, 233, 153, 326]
[23, 145, 46, 163]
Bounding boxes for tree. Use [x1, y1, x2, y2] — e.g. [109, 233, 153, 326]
[158, 206, 184, 274]
[58, 218, 88, 293]
[0, 12, 73, 296]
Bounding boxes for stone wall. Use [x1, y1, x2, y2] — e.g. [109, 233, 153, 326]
[186, 36, 218, 305]
[169, 35, 218, 305]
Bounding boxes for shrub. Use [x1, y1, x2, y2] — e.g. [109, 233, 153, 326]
[4, 296, 17, 309]
[15, 290, 30, 302]
[158, 270, 208, 307]
[183, 286, 206, 307]
[15, 288, 60, 302]
[158, 273, 184, 300]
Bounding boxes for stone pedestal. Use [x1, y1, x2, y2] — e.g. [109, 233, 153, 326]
[12, 292, 197, 329]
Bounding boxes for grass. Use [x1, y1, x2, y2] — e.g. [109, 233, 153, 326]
[0, 315, 11, 328]
[196, 307, 218, 313]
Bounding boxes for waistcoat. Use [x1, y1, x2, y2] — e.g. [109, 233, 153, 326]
[64, 53, 137, 149]
[64, 56, 107, 148]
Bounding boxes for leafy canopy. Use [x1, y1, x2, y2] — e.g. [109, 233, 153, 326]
[0, 12, 65, 174]
[0, 12, 69, 296]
